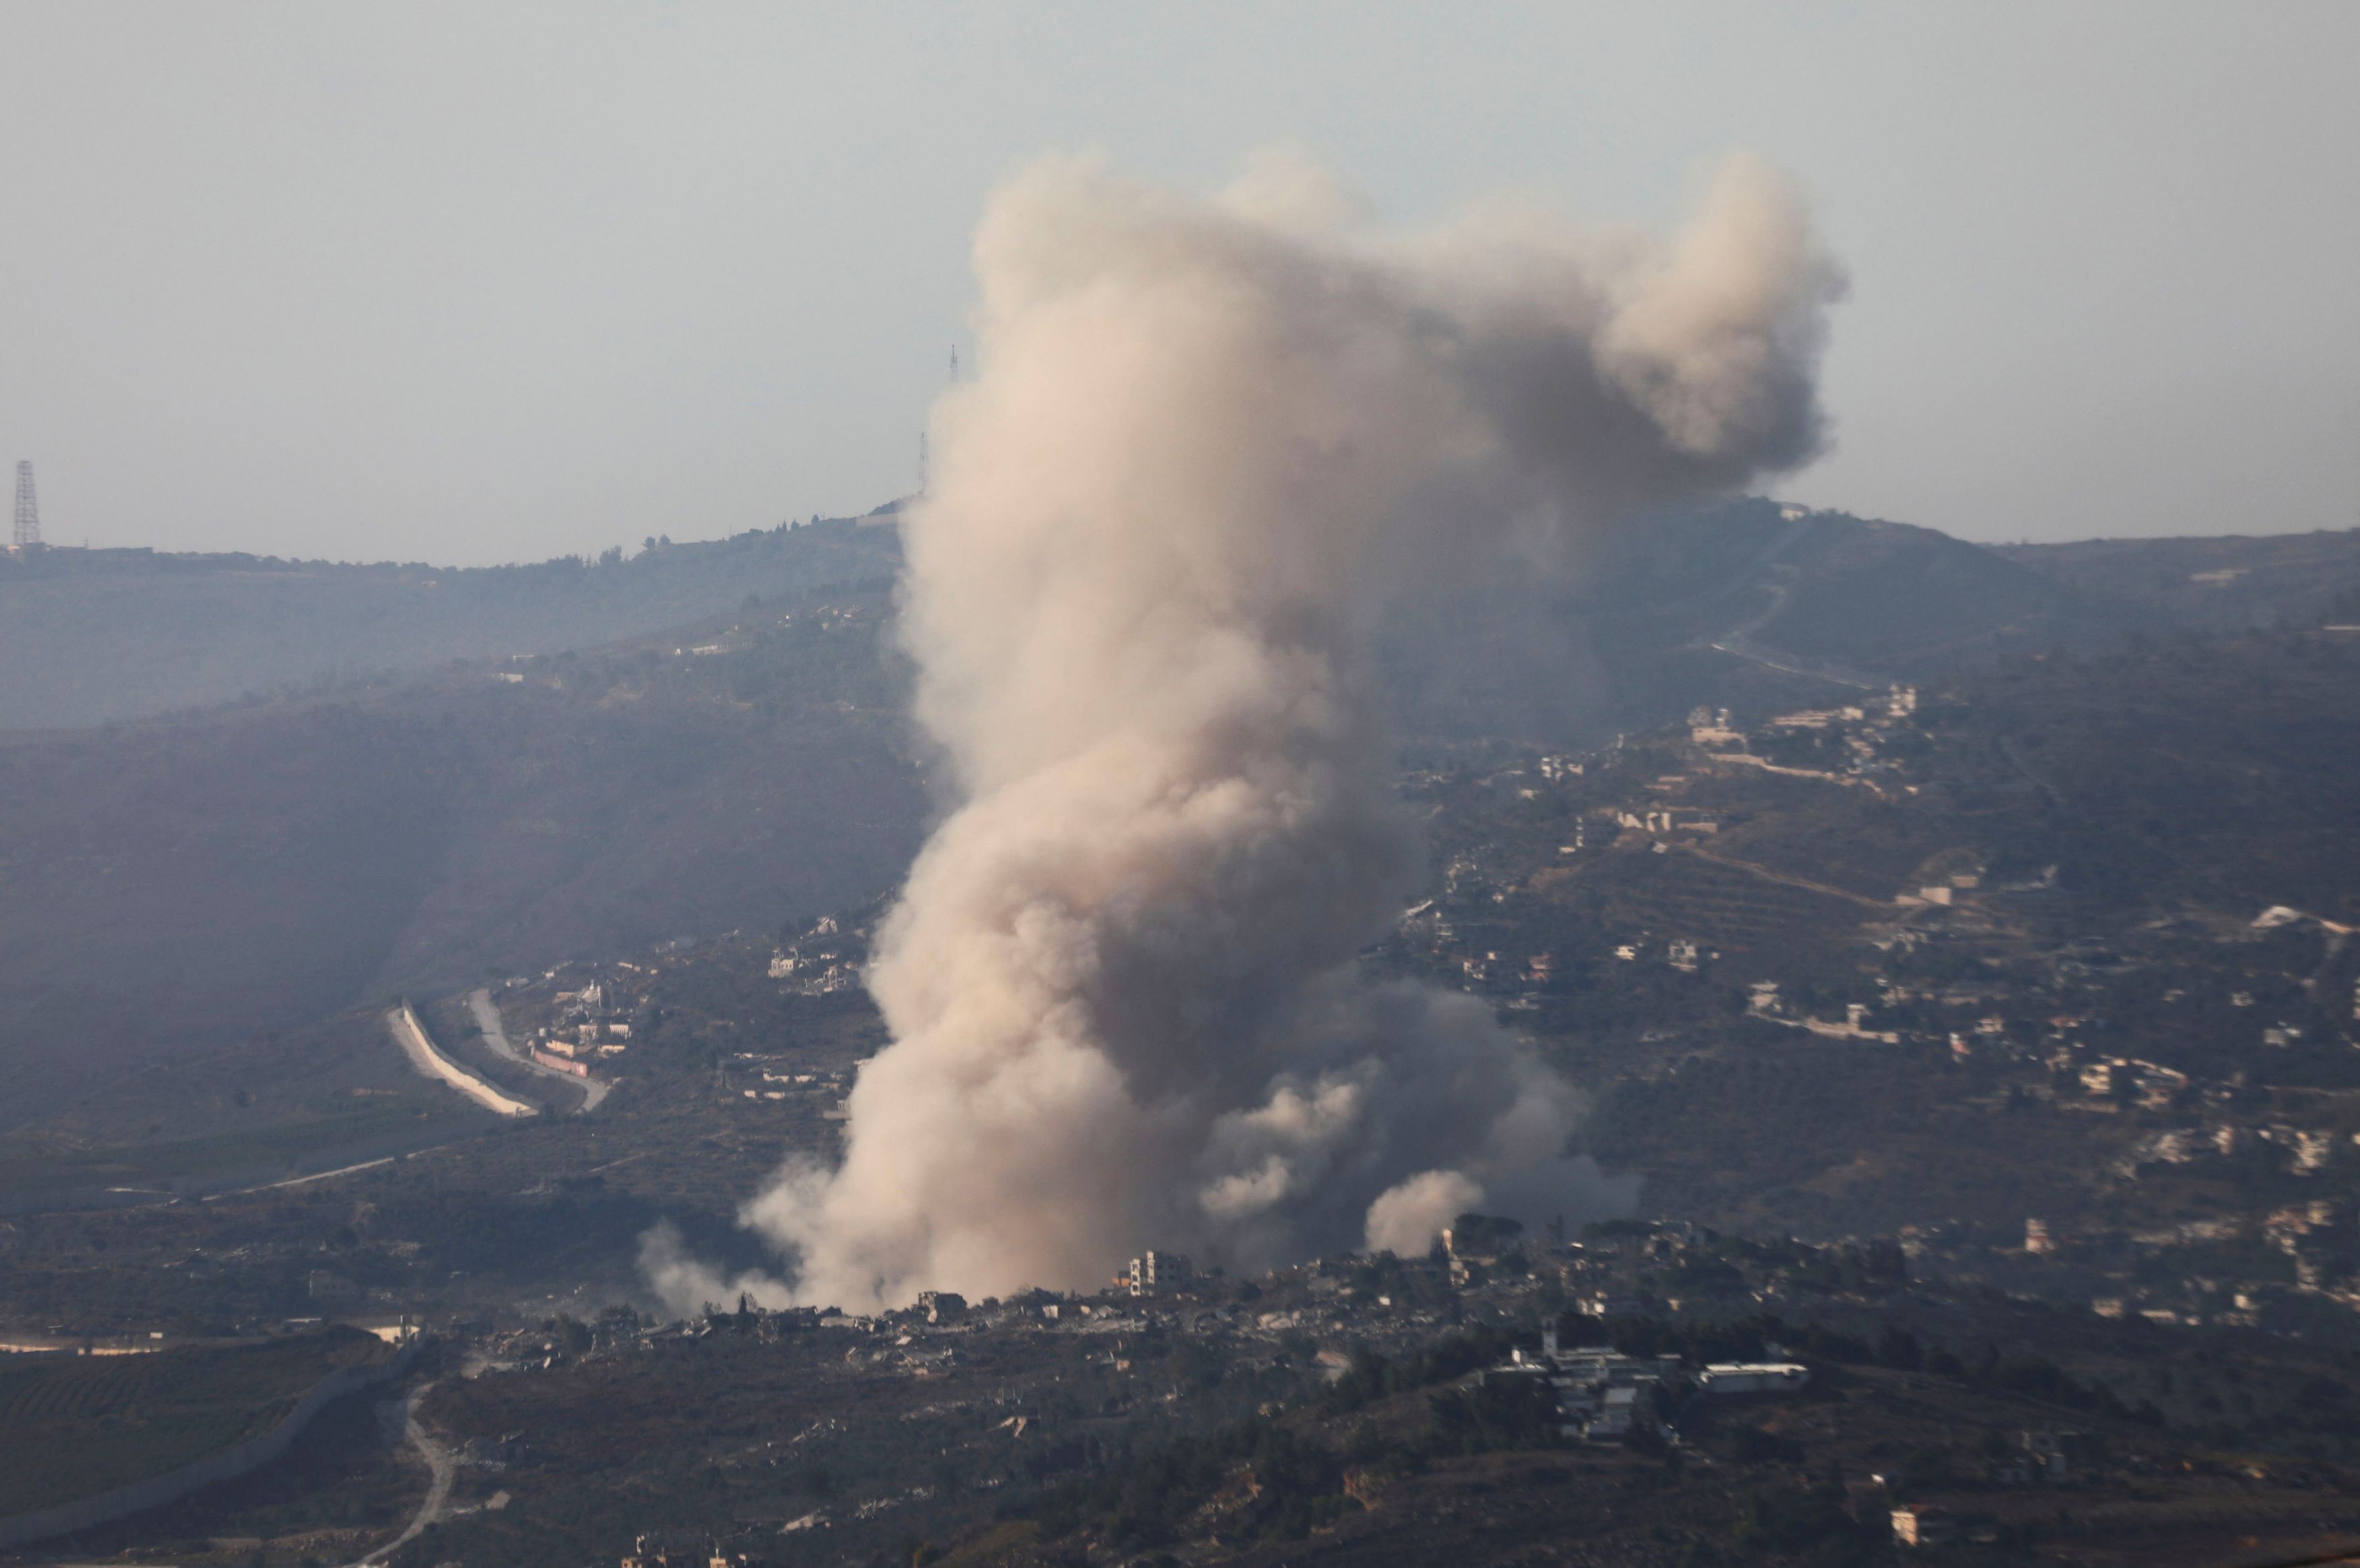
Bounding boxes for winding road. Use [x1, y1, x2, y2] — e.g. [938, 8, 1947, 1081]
[1705, 577, 1883, 692]
[1687, 510, 1883, 692]
[349, 1381, 454, 1567]
[468, 987, 610, 1112]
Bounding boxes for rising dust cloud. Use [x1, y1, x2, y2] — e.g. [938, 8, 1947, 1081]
[648, 150, 1843, 1315]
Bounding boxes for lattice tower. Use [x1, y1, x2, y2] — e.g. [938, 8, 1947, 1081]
[11, 461, 38, 549]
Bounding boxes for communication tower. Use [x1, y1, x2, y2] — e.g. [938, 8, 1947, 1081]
[11, 461, 38, 549]
[917, 346, 960, 492]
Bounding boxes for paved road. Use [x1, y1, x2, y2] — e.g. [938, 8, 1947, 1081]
[1677, 841, 1897, 909]
[467, 987, 610, 1112]
[350, 1381, 454, 1567]
[204, 1155, 403, 1201]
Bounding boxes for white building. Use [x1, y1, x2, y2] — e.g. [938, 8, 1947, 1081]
[1696, 1362, 1810, 1396]
[1127, 1250, 1191, 1296]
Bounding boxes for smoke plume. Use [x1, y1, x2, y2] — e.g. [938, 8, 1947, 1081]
[697, 151, 1839, 1313]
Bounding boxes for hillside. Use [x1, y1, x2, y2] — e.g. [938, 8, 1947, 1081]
[0, 515, 901, 728]
[0, 581, 926, 1124]
[6, 502, 2356, 1135]
[7, 623, 2360, 1568]
[15, 500, 2357, 741]
[0, 1328, 392, 1519]
[1382, 620, 2360, 1247]
[1379, 498, 2146, 750]
[0, 1005, 498, 1214]
[1999, 526, 2360, 632]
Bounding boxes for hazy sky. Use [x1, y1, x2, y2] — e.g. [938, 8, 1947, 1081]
[0, 2, 2353, 566]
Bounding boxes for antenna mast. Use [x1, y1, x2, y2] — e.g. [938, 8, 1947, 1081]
[11, 462, 39, 549]
[917, 347, 960, 493]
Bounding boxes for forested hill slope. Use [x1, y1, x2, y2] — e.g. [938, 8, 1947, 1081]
[0, 580, 927, 1123]
[1376, 497, 2137, 748]
[1996, 526, 2360, 633]
[9, 495, 2353, 736]
[0, 515, 900, 729]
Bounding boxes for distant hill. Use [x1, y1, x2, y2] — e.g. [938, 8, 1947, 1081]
[0, 516, 901, 728]
[1382, 505, 2360, 756]
[1998, 526, 2360, 632]
[0, 582, 926, 1123]
[6, 497, 2355, 1126]
[1378, 498, 2142, 749]
[7, 497, 2351, 738]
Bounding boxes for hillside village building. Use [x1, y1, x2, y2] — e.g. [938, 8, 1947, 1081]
[1127, 1251, 1191, 1296]
[1486, 1325, 1807, 1443]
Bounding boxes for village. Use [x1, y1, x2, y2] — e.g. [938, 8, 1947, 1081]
[388, 1195, 2354, 1567]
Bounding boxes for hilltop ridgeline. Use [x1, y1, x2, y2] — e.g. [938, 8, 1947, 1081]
[0, 514, 902, 729]
[7, 496, 2357, 735]
[0, 499, 2354, 1126]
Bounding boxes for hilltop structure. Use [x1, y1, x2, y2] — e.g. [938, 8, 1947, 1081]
[10, 461, 38, 551]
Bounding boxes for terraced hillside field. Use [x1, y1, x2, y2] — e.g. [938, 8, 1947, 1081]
[0, 1328, 392, 1518]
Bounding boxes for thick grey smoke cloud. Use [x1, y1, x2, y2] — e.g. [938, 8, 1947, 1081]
[662, 150, 1840, 1315]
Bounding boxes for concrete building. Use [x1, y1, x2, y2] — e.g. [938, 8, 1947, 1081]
[1891, 1507, 1958, 1546]
[1128, 1251, 1191, 1296]
[1587, 1384, 1642, 1439]
[1497, 1331, 1689, 1442]
[1695, 1362, 1810, 1396]
[916, 1290, 967, 1323]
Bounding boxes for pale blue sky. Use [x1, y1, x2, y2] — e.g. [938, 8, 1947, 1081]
[0, 2, 2353, 564]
